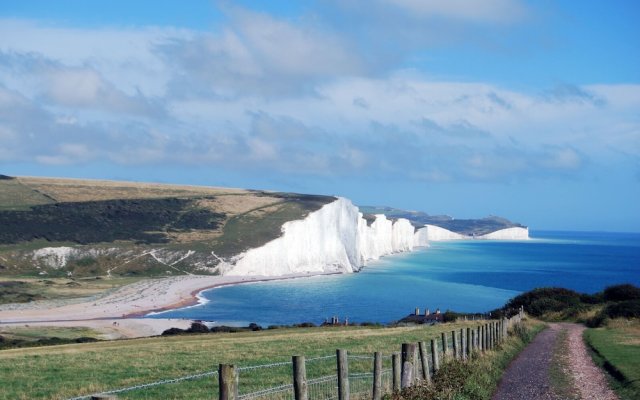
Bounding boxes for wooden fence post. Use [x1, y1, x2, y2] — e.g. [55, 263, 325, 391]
[401, 343, 417, 389]
[293, 355, 308, 400]
[465, 328, 471, 360]
[392, 352, 401, 392]
[430, 339, 439, 374]
[441, 332, 448, 360]
[452, 330, 459, 359]
[337, 349, 349, 400]
[373, 352, 382, 400]
[90, 396, 117, 400]
[219, 364, 238, 400]
[460, 329, 466, 361]
[418, 341, 431, 383]
[470, 329, 476, 354]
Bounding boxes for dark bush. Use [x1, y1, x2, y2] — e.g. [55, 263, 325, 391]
[187, 322, 210, 333]
[505, 287, 583, 317]
[294, 322, 316, 328]
[248, 323, 262, 331]
[161, 327, 186, 335]
[603, 299, 640, 319]
[603, 284, 640, 302]
[210, 326, 247, 333]
[74, 337, 98, 343]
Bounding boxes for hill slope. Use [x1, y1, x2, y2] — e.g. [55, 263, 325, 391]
[0, 176, 334, 277]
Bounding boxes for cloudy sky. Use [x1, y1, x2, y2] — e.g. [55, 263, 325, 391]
[0, 1, 638, 231]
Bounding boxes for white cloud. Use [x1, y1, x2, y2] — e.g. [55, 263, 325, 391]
[381, 0, 527, 24]
[0, 12, 637, 185]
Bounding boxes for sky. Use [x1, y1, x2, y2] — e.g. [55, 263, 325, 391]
[0, 1, 638, 232]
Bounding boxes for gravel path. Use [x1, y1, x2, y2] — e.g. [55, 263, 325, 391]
[565, 323, 618, 400]
[493, 324, 562, 400]
[493, 323, 618, 400]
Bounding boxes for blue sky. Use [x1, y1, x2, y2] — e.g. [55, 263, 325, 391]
[0, 1, 638, 231]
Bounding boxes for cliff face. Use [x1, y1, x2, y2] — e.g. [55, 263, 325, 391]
[478, 227, 529, 240]
[228, 201, 530, 276]
[228, 198, 418, 276]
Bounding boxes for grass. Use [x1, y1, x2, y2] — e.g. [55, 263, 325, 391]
[390, 319, 545, 400]
[0, 179, 54, 211]
[584, 320, 640, 400]
[2, 321, 490, 400]
[212, 196, 332, 257]
[0, 326, 99, 340]
[0, 176, 335, 279]
[549, 328, 580, 399]
[0, 276, 145, 304]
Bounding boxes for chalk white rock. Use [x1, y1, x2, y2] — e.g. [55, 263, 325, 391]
[31, 247, 76, 269]
[229, 198, 417, 276]
[477, 227, 529, 240]
[418, 224, 468, 241]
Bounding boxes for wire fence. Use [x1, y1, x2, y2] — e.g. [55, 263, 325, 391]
[65, 310, 524, 400]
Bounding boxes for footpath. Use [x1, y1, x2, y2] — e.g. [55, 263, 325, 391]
[493, 323, 618, 400]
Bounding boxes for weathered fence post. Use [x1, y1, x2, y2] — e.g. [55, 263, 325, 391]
[392, 352, 401, 391]
[470, 329, 476, 354]
[476, 326, 481, 352]
[373, 351, 382, 400]
[430, 339, 439, 373]
[337, 349, 349, 400]
[466, 328, 471, 359]
[219, 364, 238, 400]
[441, 332, 448, 359]
[401, 343, 417, 389]
[293, 355, 308, 400]
[90, 396, 117, 400]
[461, 329, 466, 361]
[418, 341, 431, 383]
[452, 330, 459, 359]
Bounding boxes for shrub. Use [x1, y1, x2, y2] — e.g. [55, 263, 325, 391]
[161, 327, 185, 335]
[187, 322, 210, 333]
[603, 299, 640, 319]
[248, 323, 262, 331]
[603, 284, 640, 302]
[505, 287, 584, 317]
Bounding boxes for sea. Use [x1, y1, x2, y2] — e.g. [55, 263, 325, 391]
[149, 231, 640, 326]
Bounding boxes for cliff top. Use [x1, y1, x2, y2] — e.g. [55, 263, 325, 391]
[359, 205, 526, 236]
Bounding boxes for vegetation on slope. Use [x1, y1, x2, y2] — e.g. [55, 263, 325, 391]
[0, 177, 335, 280]
[494, 284, 640, 326]
[584, 320, 640, 400]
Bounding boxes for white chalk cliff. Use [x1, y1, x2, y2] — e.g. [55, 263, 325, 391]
[229, 198, 420, 276]
[477, 227, 529, 240]
[228, 198, 529, 277]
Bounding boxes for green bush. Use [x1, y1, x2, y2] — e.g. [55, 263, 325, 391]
[603, 284, 640, 302]
[603, 299, 640, 319]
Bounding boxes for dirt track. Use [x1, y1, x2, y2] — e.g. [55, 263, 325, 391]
[493, 323, 617, 400]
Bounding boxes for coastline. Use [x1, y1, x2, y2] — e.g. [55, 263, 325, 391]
[0, 272, 342, 338]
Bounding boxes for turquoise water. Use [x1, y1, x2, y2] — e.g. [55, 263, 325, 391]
[150, 231, 640, 326]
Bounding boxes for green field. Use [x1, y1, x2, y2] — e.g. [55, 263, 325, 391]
[0, 321, 529, 400]
[584, 321, 640, 400]
[0, 177, 335, 281]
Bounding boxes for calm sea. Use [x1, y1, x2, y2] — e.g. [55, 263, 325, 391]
[149, 231, 640, 326]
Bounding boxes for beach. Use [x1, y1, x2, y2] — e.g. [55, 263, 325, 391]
[0, 273, 334, 338]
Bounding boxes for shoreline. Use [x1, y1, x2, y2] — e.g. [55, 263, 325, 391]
[0, 272, 343, 338]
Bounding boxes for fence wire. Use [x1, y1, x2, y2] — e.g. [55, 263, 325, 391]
[65, 316, 521, 400]
[66, 370, 218, 400]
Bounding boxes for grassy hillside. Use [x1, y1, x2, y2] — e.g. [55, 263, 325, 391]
[0, 177, 335, 280]
[0, 321, 516, 400]
[359, 205, 525, 235]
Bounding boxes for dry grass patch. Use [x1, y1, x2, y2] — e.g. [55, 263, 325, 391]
[19, 176, 249, 203]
